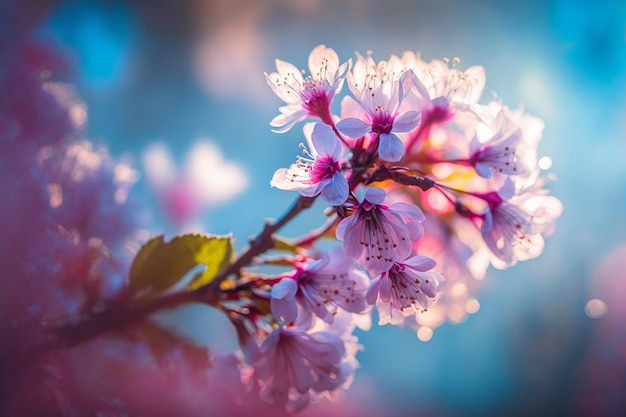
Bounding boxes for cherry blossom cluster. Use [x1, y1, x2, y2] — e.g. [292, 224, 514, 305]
[252, 45, 562, 406]
[1, 32, 562, 417]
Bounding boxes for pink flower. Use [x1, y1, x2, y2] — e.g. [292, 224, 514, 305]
[366, 255, 441, 325]
[266, 45, 350, 132]
[412, 57, 486, 115]
[480, 180, 563, 266]
[468, 110, 533, 179]
[336, 187, 425, 274]
[270, 123, 348, 205]
[253, 326, 346, 411]
[271, 248, 369, 325]
[337, 52, 420, 162]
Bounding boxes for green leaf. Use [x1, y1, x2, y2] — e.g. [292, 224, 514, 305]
[129, 234, 233, 296]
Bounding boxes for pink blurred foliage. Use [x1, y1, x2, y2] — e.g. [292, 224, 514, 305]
[0, 6, 271, 416]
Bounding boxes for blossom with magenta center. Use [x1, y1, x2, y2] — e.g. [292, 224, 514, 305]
[337, 52, 420, 162]
[271, 248, 369, 325]
[412, 58, 486, 110]
[408, 58, 486, 148]
[468, 110, 531, 179]
[270, 123, 348, 205]
[266, 45, 350, 133]
[366, 255, 441, 324]
[336, 187, 425, 274]
[480, 181, 563, 266]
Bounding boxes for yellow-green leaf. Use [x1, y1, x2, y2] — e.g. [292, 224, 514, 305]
[129, 234, 233, 296]
[188, 235, 234, 289]
[272, 235, 299, 253]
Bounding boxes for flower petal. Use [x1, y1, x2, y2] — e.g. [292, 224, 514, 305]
[378, 133, 405, 162]
[272, 277, 298, 300]
[404, 255, 437, 271]
[311, 122, 341, 157]
[378, 273, 392, 303]
[366, 276, 381, 305]
[392, 110, 421, 132]
[321, 172, 349, 205]
[336, 216, 364, 259]
[474, 162, 493, 179]
[275, 59, 304, 85]
[363, 187, 386, 205]
[308, 45, 340, 81]
[388, 201, 426, 222]
[336, 117, 371, 138]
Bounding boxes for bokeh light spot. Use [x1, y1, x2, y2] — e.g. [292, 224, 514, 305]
[466, 299, 480, 314]
[584, 298, 608, 319]
[417, 326, 433, 342]
[538, 156, 553, 170]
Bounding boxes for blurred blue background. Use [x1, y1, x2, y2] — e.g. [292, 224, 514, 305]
[29, 0, 626, 415]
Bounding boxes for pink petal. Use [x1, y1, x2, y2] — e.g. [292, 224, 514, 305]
[271, 297, 298, 323]
[378, 273, 392, 303]
[403, 255, 437, 271]
[366, 276, 381, 305]
[389, 201, 426, 222]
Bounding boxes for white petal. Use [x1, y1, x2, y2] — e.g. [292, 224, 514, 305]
[308, 45, 340, 80]
[270, 107, 308, 133]
[332, 59, 351, 92]
[270, 166, 310, 191]
[275, 59, 303, 84]
[412, 75, 431, 102]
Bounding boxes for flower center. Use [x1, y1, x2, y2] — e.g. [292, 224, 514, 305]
[302, 79, 333, 124]
[311, 155, 341, 184]
[371, 107, 393, 135]
[423, 99, 453, 126]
